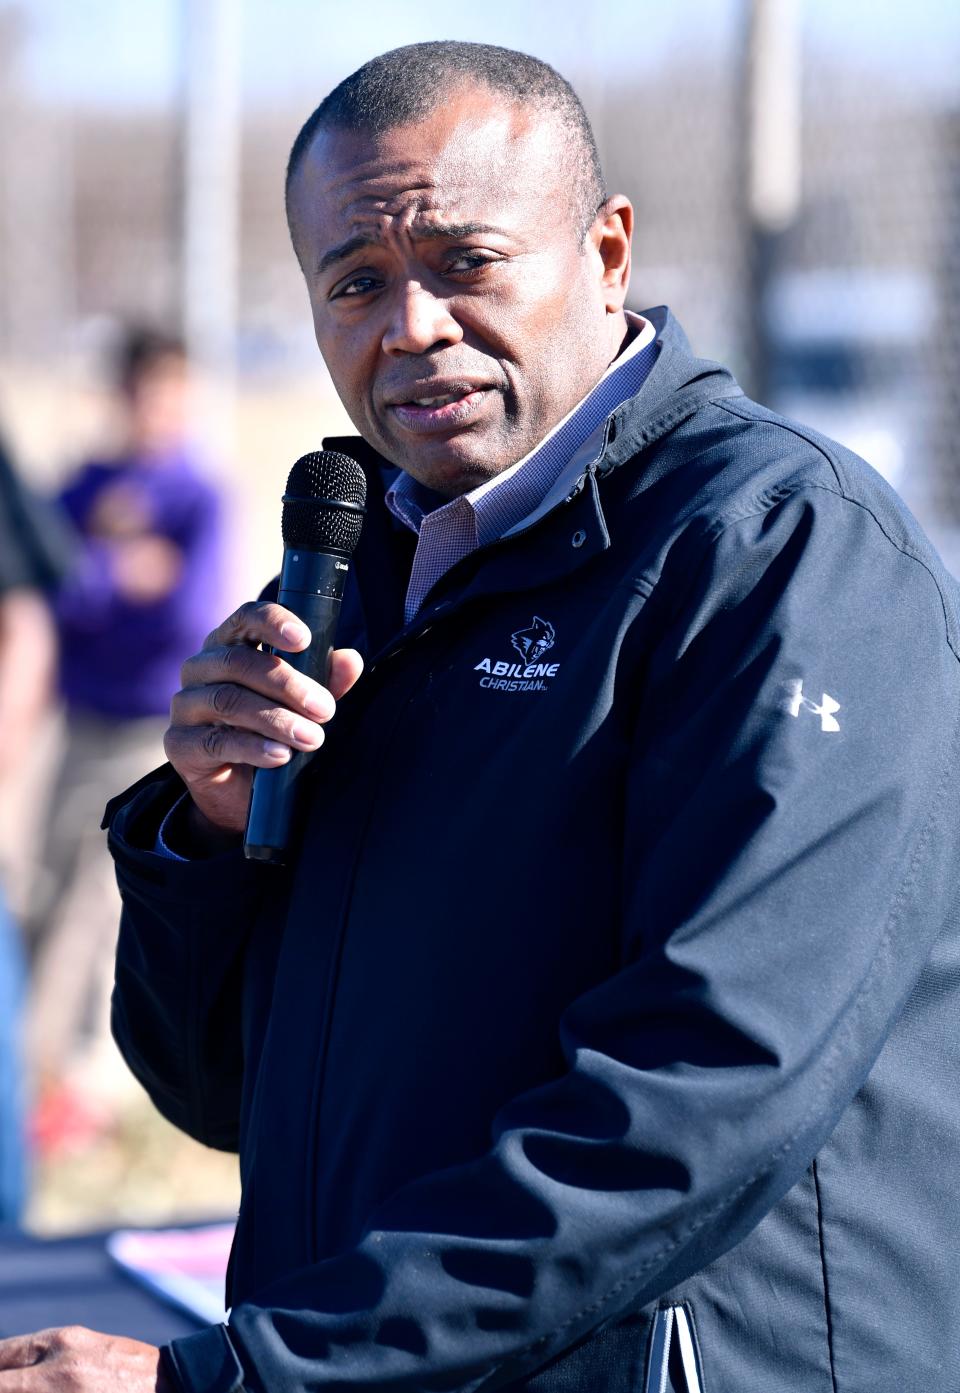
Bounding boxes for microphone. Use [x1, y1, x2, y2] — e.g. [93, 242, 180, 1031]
[244, 450, 366, 865]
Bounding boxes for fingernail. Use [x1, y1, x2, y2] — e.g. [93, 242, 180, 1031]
[280, 621, 311, 649]
[292, 721, 320, 747]
[263, 741, 291, 761]
[302, 690, 331, 719]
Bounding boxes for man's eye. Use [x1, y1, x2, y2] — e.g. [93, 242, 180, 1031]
[331, 274, 380, 300]
[446, 252, 497, 275]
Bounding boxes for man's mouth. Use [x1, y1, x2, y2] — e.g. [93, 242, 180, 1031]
[408, 393, 463, 408]
[385, 385, 493, 434]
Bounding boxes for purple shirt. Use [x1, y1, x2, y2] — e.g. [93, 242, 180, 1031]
[55, 447, 226, 720]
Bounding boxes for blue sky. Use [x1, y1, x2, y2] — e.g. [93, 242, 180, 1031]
[13, 0, 960, 109]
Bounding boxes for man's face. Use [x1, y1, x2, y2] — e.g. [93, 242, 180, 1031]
[287, 87, 631, 496]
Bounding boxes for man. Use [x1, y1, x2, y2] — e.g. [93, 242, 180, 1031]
[4, 40, 959, 1393]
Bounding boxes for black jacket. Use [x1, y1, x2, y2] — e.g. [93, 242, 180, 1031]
[108, 308, 960, 1393]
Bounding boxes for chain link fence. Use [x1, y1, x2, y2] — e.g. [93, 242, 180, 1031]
[0, 1, 957, 553]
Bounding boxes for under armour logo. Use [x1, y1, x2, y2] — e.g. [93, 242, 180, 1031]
[782, 678, 841, 732]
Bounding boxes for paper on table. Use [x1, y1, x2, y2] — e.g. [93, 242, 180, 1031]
[106, 1222, 234, 1326]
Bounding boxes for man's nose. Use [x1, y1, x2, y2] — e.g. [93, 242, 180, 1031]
[381, 283, 463, 355]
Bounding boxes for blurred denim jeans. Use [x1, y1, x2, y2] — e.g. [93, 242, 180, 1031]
[0, 887, 25, 1223]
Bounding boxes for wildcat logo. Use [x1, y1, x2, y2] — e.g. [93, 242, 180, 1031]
[474, 616, 560, 692]
[510, 616, 556, 665]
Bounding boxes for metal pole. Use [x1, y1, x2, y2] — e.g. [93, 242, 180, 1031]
[739, 0, 802, 404]
[181, 0, 242, 448]
[0, 11, 75, 369]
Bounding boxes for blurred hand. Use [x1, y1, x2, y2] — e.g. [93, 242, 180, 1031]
[0, 1326, 171, 1391]
[111, 534, 183, 604]
[164, 600, 363, 840]
[87, 481, 151, 539]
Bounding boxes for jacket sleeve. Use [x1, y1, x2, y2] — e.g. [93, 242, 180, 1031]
[107, 566, 358, 1152]
[167, 485, 960, 1392]
[108, 768, 270, 1151]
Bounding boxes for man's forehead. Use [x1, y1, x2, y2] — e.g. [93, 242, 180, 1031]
[291, 96, 564, 234]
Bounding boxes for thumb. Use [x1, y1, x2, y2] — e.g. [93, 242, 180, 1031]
[328, 648, 364, 701]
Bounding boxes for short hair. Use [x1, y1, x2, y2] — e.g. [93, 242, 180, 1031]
[114, 325, 186, 393]
[285, 41, 606, 243]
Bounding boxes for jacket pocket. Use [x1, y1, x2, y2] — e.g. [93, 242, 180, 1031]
[643, 1303, 705, 1393]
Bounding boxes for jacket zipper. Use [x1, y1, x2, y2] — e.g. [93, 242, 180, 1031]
[303, 646, 434, 1258]
[645, 1304, 704, 1393]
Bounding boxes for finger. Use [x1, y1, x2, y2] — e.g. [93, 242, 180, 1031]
[0, 1327, 60, 1387]
[328, 648, 364, 700]
[179, 645, 335, 721]
[169, 685, 326, 752]
[0, 1333, 39, 1369]
[164, 722, 320, 774]
[201, 601, 311, 656]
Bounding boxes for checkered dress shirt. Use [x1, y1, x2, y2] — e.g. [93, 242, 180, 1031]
[386, 313, 659, 623]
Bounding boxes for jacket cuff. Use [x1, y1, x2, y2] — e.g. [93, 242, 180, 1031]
[156, 794, 190, 861]
[104, 764, 259, 901]
[101, 761, 185, 835]
[164, 1324, 249, 1393]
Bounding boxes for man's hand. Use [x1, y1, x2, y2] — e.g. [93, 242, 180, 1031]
[0, 1327, 171, 1391]
[164, 599, 364, 840]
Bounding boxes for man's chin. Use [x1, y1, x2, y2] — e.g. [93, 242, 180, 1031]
[380, 432, 517, 499]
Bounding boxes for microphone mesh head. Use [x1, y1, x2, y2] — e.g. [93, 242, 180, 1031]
[281, 451, 367, 555]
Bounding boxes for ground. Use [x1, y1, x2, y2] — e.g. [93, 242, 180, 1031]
[28, 1085, 240, 1236]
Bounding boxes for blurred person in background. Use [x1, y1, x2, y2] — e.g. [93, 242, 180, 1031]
[25, 326, 226, 1128]
[0, 430, 64, 1221]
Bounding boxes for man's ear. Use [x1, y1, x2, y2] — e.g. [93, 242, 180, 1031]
[588, 195, 633, 314]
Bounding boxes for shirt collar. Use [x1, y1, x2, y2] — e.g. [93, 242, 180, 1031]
[386, 311, 657, 537]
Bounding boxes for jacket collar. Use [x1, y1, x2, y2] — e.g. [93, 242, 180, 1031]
[326, 307, 740, 499]
[594, 305, 742, 477]
[322, 307, 743, 645]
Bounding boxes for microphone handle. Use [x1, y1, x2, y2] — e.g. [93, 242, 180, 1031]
[243, 548, 350, 865]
